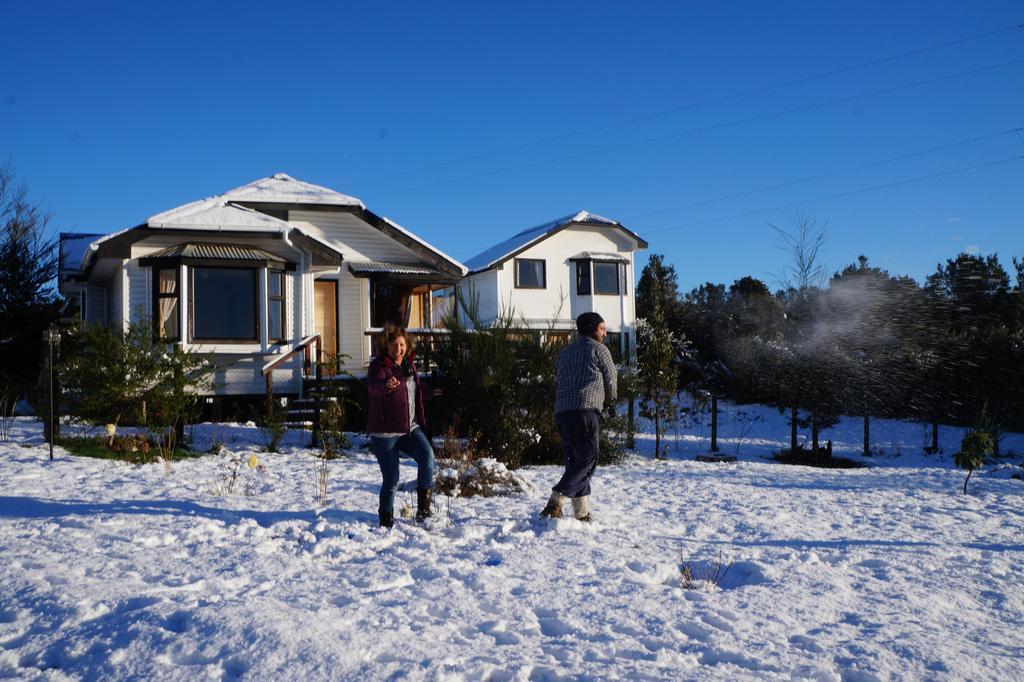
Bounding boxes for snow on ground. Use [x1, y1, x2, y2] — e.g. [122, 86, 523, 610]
[1, 402, 1023, 681]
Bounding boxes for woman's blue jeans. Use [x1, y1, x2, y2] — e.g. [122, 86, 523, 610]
[370, 428, 435, 514]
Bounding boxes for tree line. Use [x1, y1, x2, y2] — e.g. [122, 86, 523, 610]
[636, 245, 1024, 456]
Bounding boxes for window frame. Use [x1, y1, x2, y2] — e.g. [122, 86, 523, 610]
[593, 261, 622, 296]
[575, 260, 592, 296]
[152, 267, 181, 341]
[514, 258, 547, 289]
[267, 270, 286, 344]
[189, 265, 260, 343]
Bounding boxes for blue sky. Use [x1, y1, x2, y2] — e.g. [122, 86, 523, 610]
[2, 1, 1022, 290]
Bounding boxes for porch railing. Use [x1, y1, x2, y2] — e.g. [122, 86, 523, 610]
[262, 334, 322, 437]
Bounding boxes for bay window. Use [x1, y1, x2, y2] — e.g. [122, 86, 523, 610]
[593, 261, 621, 295]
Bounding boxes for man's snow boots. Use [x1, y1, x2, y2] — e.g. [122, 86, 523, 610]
[539, 491, 565, 519]
[379, 510, 394, 528]
[571, 496, 592, 523]
[416, 488, 433, 522]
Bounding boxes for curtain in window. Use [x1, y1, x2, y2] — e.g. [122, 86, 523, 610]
[158, 270, 178, 339]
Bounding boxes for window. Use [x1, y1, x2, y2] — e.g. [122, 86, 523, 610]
[594, 262, 621, 295]
[191, 267, 258, 341]
[576, 260, 591, 295]
[268, 271, 285, 343]
[515, 258, 546, 289]
[154, 268, 180, 340]
[371, 281, 410, 328]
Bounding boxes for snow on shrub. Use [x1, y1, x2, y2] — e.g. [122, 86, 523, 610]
[436, 457, 536, 498]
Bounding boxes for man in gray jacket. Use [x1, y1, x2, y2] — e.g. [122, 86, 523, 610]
[540, 312, 618, 522]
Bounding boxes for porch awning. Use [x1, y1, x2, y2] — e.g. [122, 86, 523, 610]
[139, 243, 294, 269]
[347, 260, 455, 283]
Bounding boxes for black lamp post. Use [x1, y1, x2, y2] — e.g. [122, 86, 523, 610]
[46, 324, 60, 460]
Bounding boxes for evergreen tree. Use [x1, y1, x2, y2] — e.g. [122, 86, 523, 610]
[924, 252, 1017, 433]
[0, 163, 60, 399]
[636, 253, 684, 331]
[636, 255, 680, 459]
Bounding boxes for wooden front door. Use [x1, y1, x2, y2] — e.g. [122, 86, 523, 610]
[314, 280, 338, 373]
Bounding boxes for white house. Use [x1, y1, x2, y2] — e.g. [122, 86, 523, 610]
[459, 211, 647, 361]
[59, 173, 466, 398]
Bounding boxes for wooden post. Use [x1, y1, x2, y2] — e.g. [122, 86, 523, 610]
[863, 414, 870, 456]
[790, 406, 798, 453]
[710, 393, 719, 453]
[265, 373, 274, 421]
[311, 340, 323, 447]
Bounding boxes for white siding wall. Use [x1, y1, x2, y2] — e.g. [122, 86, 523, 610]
[209, 353, 301, 396]
[288, 211, 420, 262]
[85, 286, 107, 326]
[457, 270, 500, 326]
[126, 260, 151, 325]
[107, 261, 125, 331]
[493, 225, 637, 332]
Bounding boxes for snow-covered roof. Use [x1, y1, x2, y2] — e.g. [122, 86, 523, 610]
[147, 197, 291, 231]
[463, 210, 635, 273]
[74, 173, 463, 276]
[222, 172, 365, 208]
[380, 215, 467, 276]
[59, 233, 104, 277]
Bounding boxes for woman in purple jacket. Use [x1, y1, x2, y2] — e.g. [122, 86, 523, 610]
[366, 325, 435, 528]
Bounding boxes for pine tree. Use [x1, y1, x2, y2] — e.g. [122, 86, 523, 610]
[0, 163, 60, 398]
[636, 255, 680, 460]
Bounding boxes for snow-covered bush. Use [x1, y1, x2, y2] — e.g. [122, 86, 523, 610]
[436, 457, 535, 498]
[433, 425, 534, 497]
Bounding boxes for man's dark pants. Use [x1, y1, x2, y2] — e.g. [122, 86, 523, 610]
[553, 409, 600, 498]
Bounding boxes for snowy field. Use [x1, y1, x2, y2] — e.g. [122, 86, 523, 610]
[1, 402, 1023, 681]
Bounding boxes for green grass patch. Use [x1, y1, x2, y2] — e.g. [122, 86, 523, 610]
[58, 436, 203, 464]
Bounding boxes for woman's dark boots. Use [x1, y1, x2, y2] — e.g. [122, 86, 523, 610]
[379, 510, 394, 528]
[416, 488, 433, 522]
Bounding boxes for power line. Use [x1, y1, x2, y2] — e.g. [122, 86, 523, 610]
[644, 155, 1023, 235]
[625, 127, 1023, 221]
[361, 57, 1024, 199]
[345, 22, 1023, 188]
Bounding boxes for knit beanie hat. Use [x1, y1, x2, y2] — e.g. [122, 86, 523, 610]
[576, 312, 604, 336]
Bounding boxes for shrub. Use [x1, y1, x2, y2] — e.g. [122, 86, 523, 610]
[433, 302, 563, 468]
[433, 424, 535, 497]
[258, 399, 288, 453]
[955, 430, 993, 494]
[434, 298, 624, 468]
[60, 319, 212, 430]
